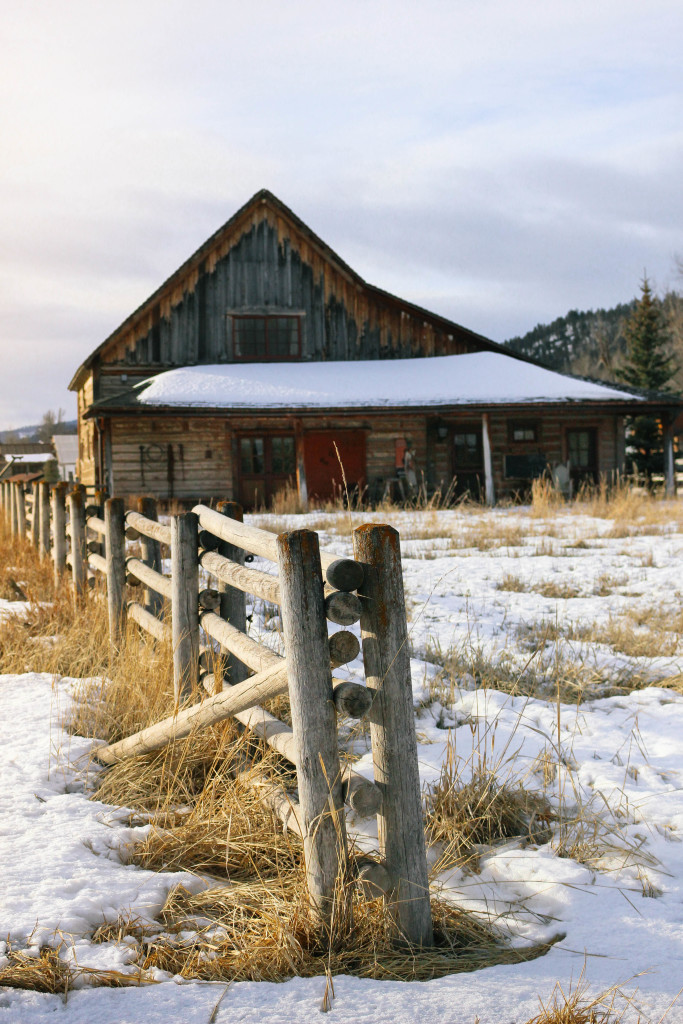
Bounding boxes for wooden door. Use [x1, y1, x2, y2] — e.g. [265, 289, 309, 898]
[452, 424, 484, 499]
[238, 434, 296, 509]
[567, 428, 597, 487]
[303, 431, 366, 503]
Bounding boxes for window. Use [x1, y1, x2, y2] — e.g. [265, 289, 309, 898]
[232, 315, 301, 361]
[509, 421, 539, 443]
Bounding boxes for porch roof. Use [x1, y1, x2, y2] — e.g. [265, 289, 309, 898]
[136, 352, 646, 411]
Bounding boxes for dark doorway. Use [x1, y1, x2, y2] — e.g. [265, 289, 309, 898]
[452, 424, 484, 499]
[238, 434, 296, 509]
[567, 428, 598, 488]
[303, 431, 366, 503]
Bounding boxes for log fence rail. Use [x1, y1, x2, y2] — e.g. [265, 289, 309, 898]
[0, 479, 432, 945]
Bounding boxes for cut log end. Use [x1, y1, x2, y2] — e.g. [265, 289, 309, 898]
[355, 858, 394, 899]
[328, 630, 361, 668]
[324, 558, 364, 593]
[325, 590, 362, 626]
[332, 680, 373, 718]
[342, 775, 383, 815]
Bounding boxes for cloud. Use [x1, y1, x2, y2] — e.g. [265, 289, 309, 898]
[1, 0, 682, 427]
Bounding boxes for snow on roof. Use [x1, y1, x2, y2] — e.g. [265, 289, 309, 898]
[137, 352, 643, 410]
[52, 434, 78, 463]
[0, 451, 55, 462]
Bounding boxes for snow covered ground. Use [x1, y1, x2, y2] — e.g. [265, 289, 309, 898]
[2, 504, 683, 1022]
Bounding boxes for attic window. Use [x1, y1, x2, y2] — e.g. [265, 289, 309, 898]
[231, 315, 301, 361]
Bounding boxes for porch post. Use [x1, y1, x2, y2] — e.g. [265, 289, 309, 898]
[664, 419, 676, 496]
[482, 413, 495, 506]
[295, 420, 308, 508]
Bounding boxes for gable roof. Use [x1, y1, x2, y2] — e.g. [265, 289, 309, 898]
[69, 189, 532, 392]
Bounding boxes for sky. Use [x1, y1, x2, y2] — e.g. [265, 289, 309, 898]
[1, 0, 682, 430]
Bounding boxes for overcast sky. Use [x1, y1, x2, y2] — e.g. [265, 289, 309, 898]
[1, 0, 682, 429]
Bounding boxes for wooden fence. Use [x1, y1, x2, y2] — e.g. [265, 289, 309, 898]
[0, 479, 433, 945]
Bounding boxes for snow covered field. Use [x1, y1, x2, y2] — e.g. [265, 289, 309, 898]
[2, 502, 683, 1022]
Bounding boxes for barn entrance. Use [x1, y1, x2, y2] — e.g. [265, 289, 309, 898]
[238, 434, 296, 509]
[303, 431, 366, 504]
[452, 423, 484, 499]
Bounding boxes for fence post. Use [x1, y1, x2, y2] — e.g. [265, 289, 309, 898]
[137, 496, 164, 617]
[352, 524, 433, 946]
[215, 501, 248, 687]
[31, 481, 40, 549]
[68, 489, 87, 597]
[11, 482, 19, 537]
[52, 483, 68, 583]
[16, 484, 26, 539]
[171, 512, 199, 703]
[1, 482, 7, 528]
[277, 529, 348, 933]
[39, 482, 51, 558]
[105, 497, 127, 646]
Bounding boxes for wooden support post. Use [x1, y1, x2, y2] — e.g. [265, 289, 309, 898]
[105, 498, 127, 646]
[353, 524, 433, 947]
[171, 512, 199, 703]
[137, 496, 164, 616]
[31, 481, 40, 549]
[68, 489, 87, 598]
[277, 529, 348, 932]
[39, 481, 51, 558]
[664, 419, 676, 497]
[16, 484, 26, 539]
[215, 501, 248, 686]
[482, 413, 495, 507]
[1, 482, 6, 528]
[10, 482, 19, 537]
[52, 483, 68, 583]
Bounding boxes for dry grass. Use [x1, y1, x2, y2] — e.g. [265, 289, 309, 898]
[523, 974, 640, 1023]
[426, 737, 553, 873]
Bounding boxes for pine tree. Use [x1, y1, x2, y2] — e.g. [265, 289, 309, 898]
[617, 278, 677, 479]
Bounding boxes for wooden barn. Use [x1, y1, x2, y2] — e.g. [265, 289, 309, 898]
[69, 190, 681, 506]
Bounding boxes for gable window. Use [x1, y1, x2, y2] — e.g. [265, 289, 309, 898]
[231, 315, 302, 361]
[509, 421, 539, 443]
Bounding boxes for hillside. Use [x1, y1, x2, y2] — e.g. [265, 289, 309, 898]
[506, 291, 683, 388]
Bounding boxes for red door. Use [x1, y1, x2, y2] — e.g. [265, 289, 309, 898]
[303, 431, 366, 503]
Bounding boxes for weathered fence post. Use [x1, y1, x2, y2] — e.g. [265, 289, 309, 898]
[68, 489, 87, 597]
[352, 524, 433, 946]
[31, 481, 40, 549]
[171, 512, 199, 703]
[215, 501, 248, 687]
[105, 497, 127, 646]
[16, 484, 26, 539]
[137, 496, 163, 617]
[11, 482, 19, 537]
[52, 483, 68, 583]
[1, 482, 7, 528]
[39, 481, 51, 558]
[277, 529, 348, 932]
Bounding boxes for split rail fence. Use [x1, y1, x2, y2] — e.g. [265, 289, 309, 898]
[0, 478, 433, 945]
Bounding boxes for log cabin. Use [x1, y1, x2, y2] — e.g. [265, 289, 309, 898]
[69, 190, 681, 507]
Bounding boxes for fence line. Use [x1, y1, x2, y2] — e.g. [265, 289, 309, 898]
[0, 480, 432, 944]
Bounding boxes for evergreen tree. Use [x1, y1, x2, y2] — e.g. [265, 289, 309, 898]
[617, 278, 677, 480]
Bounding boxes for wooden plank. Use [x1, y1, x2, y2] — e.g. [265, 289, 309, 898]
[277, 528, 347, 931]
[194, 503, 364, 589]
[353, 523, 433, 946]
[125, 508, 171, 546]
[127, 600, 170, 643]
[94, 660, 290, 764]
[126, 558, 172, 599]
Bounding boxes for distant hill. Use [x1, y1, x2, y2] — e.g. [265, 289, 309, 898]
[506, 292, 683, 389]
[0, 420, 77, 443]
